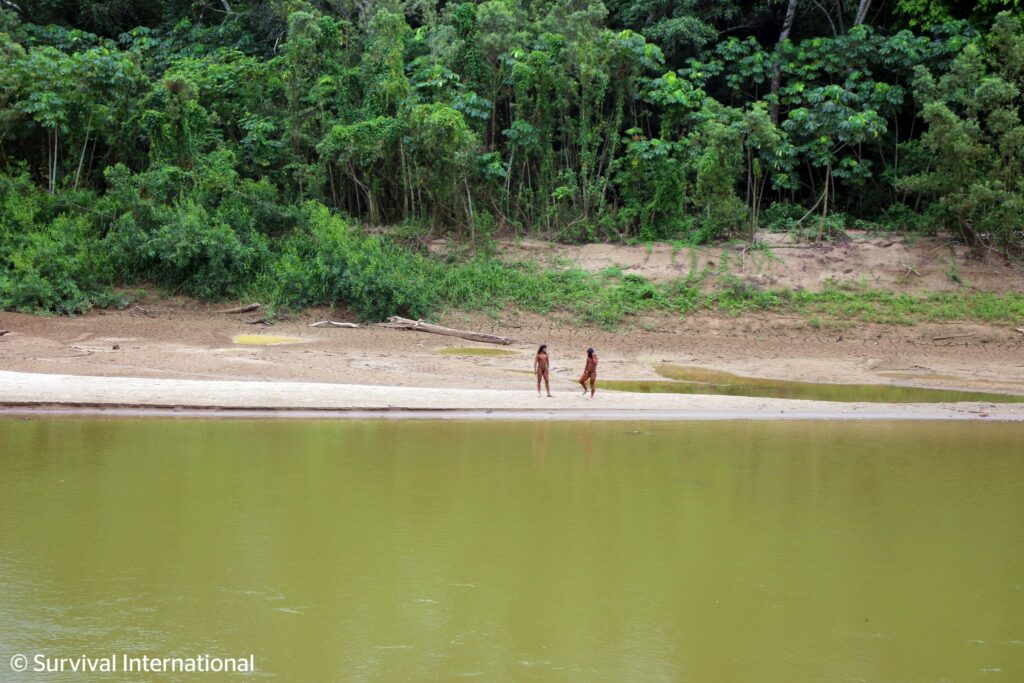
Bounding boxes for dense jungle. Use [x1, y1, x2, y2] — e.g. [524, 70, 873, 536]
[2, 0, 1022, 322]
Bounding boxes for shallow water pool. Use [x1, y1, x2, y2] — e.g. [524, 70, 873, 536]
[232, 334, 306, 345]
[600, 364, 1024, 403]
[1, 418, 1022, 681]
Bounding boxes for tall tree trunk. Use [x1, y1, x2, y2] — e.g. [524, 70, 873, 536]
[48, 128, 59, 193]
[770, 0, 800, 126]
[464, 178, 474, 241]
[746, 146, 755, 242]
[73, 130, 89, 191]
[818, 162, 831, 241]
[74, 113, 93, 191]
[854, 0, 872, 25]
[46, 131, 52, 193]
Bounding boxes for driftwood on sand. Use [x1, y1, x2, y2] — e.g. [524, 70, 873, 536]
[309, 321, 361, 328]
[0, 329, 9, 336]
[375, 316, 514, 345]
[216, 303, 261, 314]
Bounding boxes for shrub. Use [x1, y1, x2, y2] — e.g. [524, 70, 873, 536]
[266, 203, 439, 320]
[105, 199, 269, 299]
[0, 174, 117, 313]
[0, 213, 112, 314]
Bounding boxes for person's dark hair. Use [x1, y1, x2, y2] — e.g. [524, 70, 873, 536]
[587, 347, 594, 357]
[537, 344, 547, 354]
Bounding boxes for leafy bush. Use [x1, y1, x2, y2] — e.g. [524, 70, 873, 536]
[899, 13, 1024, 252]
[760, 203, 807, 232]
[105, 199, 269, 299]
[0, 213, 113, 314]
[0, 174, 116, 313]
[266, 203, 438, 320]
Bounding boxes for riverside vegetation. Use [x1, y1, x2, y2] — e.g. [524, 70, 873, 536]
[1, 1, 1024, 326]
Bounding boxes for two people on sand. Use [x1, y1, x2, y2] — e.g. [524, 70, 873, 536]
[534, 345, 599, 398]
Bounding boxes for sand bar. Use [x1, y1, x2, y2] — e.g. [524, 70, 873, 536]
[2, 371, 1021, 421]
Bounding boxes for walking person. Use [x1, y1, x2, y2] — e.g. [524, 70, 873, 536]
[579, 347, 598, 398]
[534, 344, 552, 397]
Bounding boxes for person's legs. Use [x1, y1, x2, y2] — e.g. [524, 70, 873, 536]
[537, 372, 542, 396]
[579, 373, 589, 396]
[589, 376, 596, 397]
[543, 370, 552, 397]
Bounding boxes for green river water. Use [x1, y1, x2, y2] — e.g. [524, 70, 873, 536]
[1, 417, 1023, 681]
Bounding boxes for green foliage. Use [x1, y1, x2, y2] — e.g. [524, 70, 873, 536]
[689, 105, 749, 241]
[899, 13, 1024, 252]
[0, 0, 1000, 243]
[613, 133, 690, 239]
[0, 214, 109, 314]
[100, 154, 277, 298]
[106, 199, 268, 300]
[895, 0, 1022, 29]
[0, 173, 114, 313]
[3, 0, 1024, 319]
[267, 203, 437, 319]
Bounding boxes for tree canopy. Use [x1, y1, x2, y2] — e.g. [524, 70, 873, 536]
[1, 0, 1022, 314]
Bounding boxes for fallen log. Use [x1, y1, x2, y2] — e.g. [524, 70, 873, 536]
[216, 303, 261, 314]
[310, 320, 361, 328]
[0, 329, 9, 336]
[376, 316, 514, 345]
[1015, 327, 1024, 335]
[244, 317, 273, 325]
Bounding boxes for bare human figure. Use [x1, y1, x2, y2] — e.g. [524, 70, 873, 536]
[534, 344, 552, 397]
[579, 348, 598, 398]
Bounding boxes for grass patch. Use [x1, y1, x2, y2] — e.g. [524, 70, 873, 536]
[421, 256, 1024, 328]
[470, 262, 1023, 327]
[5, 189, 1020, 329]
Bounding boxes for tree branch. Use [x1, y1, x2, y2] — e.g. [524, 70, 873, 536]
[854, 0, 872, 25]
[770, 0, 800, 125]
[808, 0, 839, 36]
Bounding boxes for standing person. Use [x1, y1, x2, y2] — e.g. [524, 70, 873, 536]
[579, 348, 598, 398]
[534, 344, 552, 397]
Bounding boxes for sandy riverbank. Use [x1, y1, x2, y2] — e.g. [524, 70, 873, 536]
[2, 297, 1024, 419]
[1, 371, 1022, 420]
